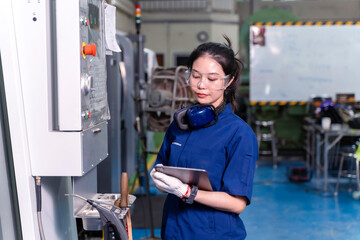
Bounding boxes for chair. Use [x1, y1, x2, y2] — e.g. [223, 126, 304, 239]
[255, 120, 278, 168]
[334, 151, 360, 197]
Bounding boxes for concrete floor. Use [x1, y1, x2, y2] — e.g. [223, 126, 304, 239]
[132, 159, 360, 240]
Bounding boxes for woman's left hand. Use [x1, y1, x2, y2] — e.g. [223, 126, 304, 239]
[150, 167, 190, 198]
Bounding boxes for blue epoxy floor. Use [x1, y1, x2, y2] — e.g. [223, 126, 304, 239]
[133, 160, 360, 240]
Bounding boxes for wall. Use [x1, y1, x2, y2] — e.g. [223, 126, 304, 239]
[239, 0, 360, 23]
[109, 0, 136, 34]
[141, 12, 239, 67]
[112, 0, 360, 67]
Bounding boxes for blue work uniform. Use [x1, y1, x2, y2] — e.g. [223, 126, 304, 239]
[155, 103, 258, 240]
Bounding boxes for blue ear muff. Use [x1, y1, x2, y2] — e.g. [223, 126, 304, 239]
[174, 103, 225, 130]
[186, 105, 216, 129]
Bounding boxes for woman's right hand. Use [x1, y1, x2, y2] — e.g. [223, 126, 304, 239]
[150, 164, 190, 198]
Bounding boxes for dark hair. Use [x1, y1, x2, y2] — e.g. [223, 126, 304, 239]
[187, 35, 244, 111]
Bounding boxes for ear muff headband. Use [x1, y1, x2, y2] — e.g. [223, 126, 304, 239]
[174, 102, 226, 130]
[174, 106, 191, 130]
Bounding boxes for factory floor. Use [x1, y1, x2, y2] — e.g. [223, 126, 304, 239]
[132, 158, 360, 240]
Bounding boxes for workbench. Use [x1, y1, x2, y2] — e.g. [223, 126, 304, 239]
[304, 117, 360, 196]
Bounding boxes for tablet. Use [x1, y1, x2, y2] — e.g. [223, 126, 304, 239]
[155, 165, 213, 191]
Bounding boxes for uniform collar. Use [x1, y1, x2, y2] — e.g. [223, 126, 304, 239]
[218, 103, 232, 118]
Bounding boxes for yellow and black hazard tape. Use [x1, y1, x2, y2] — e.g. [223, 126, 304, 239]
[251, 20, 360, 26]
[250, 99, 358, 106]
[250, 101, 308, 106]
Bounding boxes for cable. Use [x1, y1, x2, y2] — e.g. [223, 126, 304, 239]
[35, 176, 46, 240]
[37, 212, 46, 240]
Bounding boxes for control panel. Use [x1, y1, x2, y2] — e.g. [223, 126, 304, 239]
[8, 0, 110, 176]
[56, 0, 109, 131]
[79, 0, 109, 130]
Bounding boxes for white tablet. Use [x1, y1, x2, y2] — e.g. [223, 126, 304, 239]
[155, 165, 213, 191]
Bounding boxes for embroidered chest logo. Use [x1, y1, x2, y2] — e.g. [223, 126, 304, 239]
[172, 142, 182, 146]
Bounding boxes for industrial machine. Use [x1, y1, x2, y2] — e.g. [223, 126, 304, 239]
[1, 0, 138, 239]
[146, 66, 195, 132]
[98, 33, 137, 194]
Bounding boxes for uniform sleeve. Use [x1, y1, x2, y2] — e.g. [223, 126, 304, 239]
[222, 125, 258, 205]
[154, 121, 176, 166]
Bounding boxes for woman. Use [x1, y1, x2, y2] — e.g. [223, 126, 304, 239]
[150, 36, 258, 239]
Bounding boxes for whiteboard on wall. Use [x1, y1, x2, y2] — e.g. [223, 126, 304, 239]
[250, 24, 360, 102]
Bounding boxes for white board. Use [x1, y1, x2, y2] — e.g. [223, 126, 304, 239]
[250, 24, 360, 102]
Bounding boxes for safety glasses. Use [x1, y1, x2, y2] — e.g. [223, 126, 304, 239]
[185, 69, 231, 91]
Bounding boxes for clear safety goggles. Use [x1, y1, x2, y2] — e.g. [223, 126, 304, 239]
[185, 69, 231, 91]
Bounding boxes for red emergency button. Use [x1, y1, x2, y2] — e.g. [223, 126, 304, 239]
[83, 43, 96, 56]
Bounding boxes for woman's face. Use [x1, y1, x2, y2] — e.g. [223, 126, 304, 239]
[190, 55, 230, 108]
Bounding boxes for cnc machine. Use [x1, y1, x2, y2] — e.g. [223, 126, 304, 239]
[1, 0, 135, 239]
